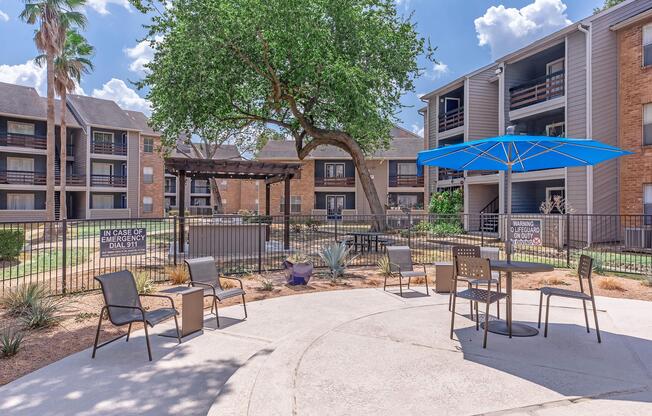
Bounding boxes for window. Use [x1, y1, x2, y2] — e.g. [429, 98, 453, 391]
[7, 193, 35, 210]
[644, 103, 652, 145]
[92, 194, 114, 209]
[397, 162, 417, 176]
[143, 167, 153, 184]
[644, 24, 652, 67]
[645, 184, 652, 225]
[92, 162, 113, 176]
[545, 122, 566, 137]
[143, 196, 153, 213]
[280, 195, 302, 213]
[325, 163, 345, 178]
[143, 137, 154, 153]
[397, 194, 418, 208]
[93, 131, 113, 143]
[546, 187, 566, 214]
[7, 121, 35, 136]
[7, 157, 34, 172]
[165, 196, 176, 209]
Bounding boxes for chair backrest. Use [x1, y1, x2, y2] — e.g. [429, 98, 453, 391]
[385, 246, 413, 272]
[94, 270, 142, 325]
[452, 245, 481, 259]
[577, 254, 594, 294]
[454, 256, 493, 289]
[185, 256, 222, 290]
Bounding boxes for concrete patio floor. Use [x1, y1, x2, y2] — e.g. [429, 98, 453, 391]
[1, 287, 652, 416]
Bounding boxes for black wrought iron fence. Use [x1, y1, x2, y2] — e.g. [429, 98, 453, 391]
[1, 213, 652, 295]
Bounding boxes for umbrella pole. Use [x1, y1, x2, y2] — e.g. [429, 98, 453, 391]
[506, 163, 513, 263]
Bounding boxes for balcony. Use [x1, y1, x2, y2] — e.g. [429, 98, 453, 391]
[55, 173, 86, 186]
[91, 141, 127, 156]
[314, 177, 355, 187]
[389, 175, 424, 187]
[510, 70, 564, 111]
[438, 168, 464, 181]
[91, 174, 127, 187]
[0, 170, 46, 185]
[438, 107, 464, 132]
[0, 132, 47, 150]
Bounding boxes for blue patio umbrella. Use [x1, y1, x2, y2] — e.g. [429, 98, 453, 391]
[417, 135, 632, 254]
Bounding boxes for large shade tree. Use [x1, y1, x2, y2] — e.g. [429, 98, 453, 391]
[133, 0, 428, 228]
[21, 0, 86, 221]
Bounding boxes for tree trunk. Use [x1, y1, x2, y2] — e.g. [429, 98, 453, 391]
[45, 54, 56, 222]
[59, 91, 67, 220]
[209, 177, 224, 214]
[345, 140, 386, 231]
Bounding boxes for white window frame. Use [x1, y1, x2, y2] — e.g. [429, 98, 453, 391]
[7, 121, 35, 136]
[545, 121, 566, 137]
[280, 195, 302, 213]
[143, 137, 154, 153]
[143, 166, 154, 184]
[324, 162, 345, 178]
[396, 162, 417, 176]
[643, 24, 652, 67]
[546, 187, 565, 200]
[546, 58, 565, 75]
[325, 194, 345, 212]
[443, 97, 460, 113]
[7, 193, 35, 210]
[644, 103, 652, 145]
[143, 196, 153, 213]
[93, 131, 114, 144]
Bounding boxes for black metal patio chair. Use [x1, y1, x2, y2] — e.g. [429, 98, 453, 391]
[538, 254, 601, 343]
[185, 257, 247, 328]
[92, 270, 180, 361]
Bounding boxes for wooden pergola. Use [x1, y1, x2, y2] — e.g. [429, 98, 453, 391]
[165, 157, 302, 250]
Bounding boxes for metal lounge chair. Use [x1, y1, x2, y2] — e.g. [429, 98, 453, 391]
[450, 256, 507, 348]
[185, 257, 247, 328]
[92, 270, 181, 361]
[449, 245, 502, 320]
[384, 246, 429, 296]
[538, 254, 601, 343]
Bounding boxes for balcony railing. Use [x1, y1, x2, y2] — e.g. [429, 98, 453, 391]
[91, 141, 127, 156]
[389, 175, 424, 187]
[510, 70, 565, 111]
[91, 174, 127, 187]
[55, 174, 86, 186]
[438, 106, 464, 132]
[0, 133, 47, 150]
[438, 168, 464, 181]
[0, 169, 47, 185]
[314, 176, 355, 187]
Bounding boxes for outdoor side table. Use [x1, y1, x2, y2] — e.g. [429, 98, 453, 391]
[485, 260, 554, 337]
[433, 261, 453, 293]
[158, 286, 204, 338]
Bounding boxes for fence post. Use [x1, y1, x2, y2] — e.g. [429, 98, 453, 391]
[173, 215, 178, 266]
[258, 215, 262, 273]
[566, 213, 571, 268]
[407, 212, 412, 247]
[334, 216, 338, 242]
[61, 218, 67, 294]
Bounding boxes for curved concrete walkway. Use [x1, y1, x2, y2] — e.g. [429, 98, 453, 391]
[2, 287, 652, 415]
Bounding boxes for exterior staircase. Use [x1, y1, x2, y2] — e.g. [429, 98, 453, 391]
[480, 196, 499, 233]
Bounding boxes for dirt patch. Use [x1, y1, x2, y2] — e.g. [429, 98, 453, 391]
[1, 266, 651, 386]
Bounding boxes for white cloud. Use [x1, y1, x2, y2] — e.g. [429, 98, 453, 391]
[124, 36, 161, 74]
[395, 0, 411, 10]
[92, 78, 151, 115]
[0, 60, 46, 95]
[474, 0, 571, 59]
[0, 9, 9, 22]
[411, 124, 424, 138]
[85, 0, 131, 15]
[429, 62, 449, 79]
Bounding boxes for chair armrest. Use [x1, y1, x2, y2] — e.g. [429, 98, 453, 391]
[389, 262, 402, 274]
[220, 276, 244, 290]
[104, 304, 146, 320]
[140, 293, 177, 311]
[188, 281, 216, 295]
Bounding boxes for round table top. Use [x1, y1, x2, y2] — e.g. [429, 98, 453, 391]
[489, 260, 554, 273]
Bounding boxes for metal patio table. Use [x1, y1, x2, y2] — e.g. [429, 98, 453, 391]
[347, 231, 386, 253]
[483, 260, 554, 337]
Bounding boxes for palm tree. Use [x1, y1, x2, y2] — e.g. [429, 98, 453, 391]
[20, 0, 86, 222]
[38, 30, 93, 220]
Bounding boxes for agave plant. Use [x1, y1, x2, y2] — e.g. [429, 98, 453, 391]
[319, 242, 353, 282]
[1, 327, 23, 358]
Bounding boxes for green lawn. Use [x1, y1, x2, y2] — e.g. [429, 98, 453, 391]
[0, 247, 95, 281]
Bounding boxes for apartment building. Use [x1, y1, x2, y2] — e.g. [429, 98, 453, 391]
[613, 8, 652, 222]
[421, 0, 652, 238]
[0, 81, 165, 220]
[255, 126, 425, 218]
[164, 144, 248, 215]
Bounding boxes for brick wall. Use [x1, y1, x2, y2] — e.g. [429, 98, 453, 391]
[139, 135, 165, 217]
[258, 160, 315, 215]
[618, 18, 652, 216]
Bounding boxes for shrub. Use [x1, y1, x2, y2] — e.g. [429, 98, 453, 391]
[0, 229, 24, 261]
[319, 242, 354, 282]
[377, 256, 393, 277]
[168, 265, 189, 285]
[1, 283, 48, 317]
[260, 278, 274, 291]
[219, 277, 238, 289]
[411, 220, 463, 236]
[304, 218, 323, 232]
[133, 271, 154, 294]
[429, 189, 463, 215]
[1, 327, 23, 358]
[291, 223, 304, 233]
[21, 297, 62, 329]
[597, 277, 625, 291]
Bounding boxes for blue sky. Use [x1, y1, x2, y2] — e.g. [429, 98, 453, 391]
[0, 0, 603, 136]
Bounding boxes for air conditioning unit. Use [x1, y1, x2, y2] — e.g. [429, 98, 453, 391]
[624, 227, 652, 249]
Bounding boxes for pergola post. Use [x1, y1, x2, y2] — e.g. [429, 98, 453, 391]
[178, 170, 186, 256]
[265, 183, 271, 242]
[284, 176, 290, 250]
